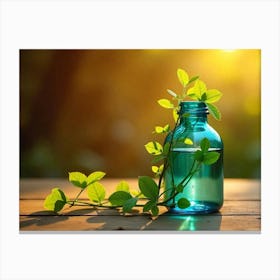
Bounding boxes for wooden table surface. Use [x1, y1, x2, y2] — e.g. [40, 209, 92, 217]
[20, 178, 261, 232]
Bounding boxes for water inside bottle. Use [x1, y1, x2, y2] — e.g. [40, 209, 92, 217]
[164, 148, 223, 214]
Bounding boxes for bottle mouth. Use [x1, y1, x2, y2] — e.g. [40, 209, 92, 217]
[179, 101, 209, 115]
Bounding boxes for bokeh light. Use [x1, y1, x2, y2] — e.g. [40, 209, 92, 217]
[20, 49, 260, 178]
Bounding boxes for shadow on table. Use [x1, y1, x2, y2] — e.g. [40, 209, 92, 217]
[20, 208, 95, 229]
[20, 209, 222, 231]
[85, 212, 222, 231]
[20, 208, 152, 231]
[86, 209, 153, 230]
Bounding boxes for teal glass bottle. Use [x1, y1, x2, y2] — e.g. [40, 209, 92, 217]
[163, 101, 223, 214]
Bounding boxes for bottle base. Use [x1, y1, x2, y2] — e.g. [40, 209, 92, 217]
[167, 201, 222, 215]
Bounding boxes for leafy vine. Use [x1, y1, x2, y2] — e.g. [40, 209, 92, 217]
[44, 68, 222, 216]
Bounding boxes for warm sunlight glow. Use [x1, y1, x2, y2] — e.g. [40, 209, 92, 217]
[222, 49, 238, 52]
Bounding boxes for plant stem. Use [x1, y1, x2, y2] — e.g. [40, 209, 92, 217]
[158, 112, 181, 190]
[158, 160, 200, 206]
[67, 200, 148, 209]
[70, 188, 86, 207]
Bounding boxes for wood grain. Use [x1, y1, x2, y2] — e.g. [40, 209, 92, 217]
[19, 178, 261, 232]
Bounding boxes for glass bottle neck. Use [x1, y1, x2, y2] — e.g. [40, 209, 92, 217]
[179, 101, 209, 124]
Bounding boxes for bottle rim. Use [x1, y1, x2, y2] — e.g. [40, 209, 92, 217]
[179, 101, 209, 115]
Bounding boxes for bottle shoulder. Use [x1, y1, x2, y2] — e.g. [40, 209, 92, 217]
[165, 123, 223, 148]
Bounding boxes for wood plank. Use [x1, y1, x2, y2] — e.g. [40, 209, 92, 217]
[19, 178, 139, 199]
[20, 199, 260, 216]
[20, 215, 260, 231]
[141, 215, 261, 231]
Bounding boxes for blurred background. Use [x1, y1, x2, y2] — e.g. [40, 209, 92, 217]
[20, 49, 260, 179]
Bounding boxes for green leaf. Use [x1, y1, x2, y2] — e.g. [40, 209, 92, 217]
[177, 198, 191, 209]
[87, 171, 106, 185]
[184, 138, 193, 145]
[151, 205, 159, 216]
[144, 141, 163, 155]
[166, 89, 177, 98]
[143, 200, 155, 212]
[181, 112, 190, 118]
[205, 89, 222, 103]
[201, 92, 207, 101]
[176, 184, 184, 193]
[187, 79, 207, 99]
[143, 201, 159, 215]
[87, 181, 106, 203]
[162, 142, 171, 156]
[177, 68, 189, 87]
[44, 188, 67, 212]
[69, 172, 87, 188]
[203, 152, 220, 165]
[157, 99, 174, 109]
[193, 150, 204, 162]
[206, 103, 221, 120]
[138, 176, 159, 201]
[116, 180, 130, 193]
[151, 154, 166, 164]
[123, 197, 138, 213]
[109, 191, 132, 206]
[163, 124, 170, 132]
[200, 138, 210, 153]
[188, 75, 199, 84]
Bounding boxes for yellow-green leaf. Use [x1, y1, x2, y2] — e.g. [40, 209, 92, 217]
[205, 89, 222, 103]
[69, 172, 87, 188]
[87, 181, 106, 203]
[144, 141, 163, 155]
[157, 99, 174, 109]
[44, 188, 67, 212]
[206, 103, 221, 120]
[151, 166, 159, 173]
[177, 68, 189, 87]
[154, 126, 164, 133]
[187, 79, 207, 99]
[184, 138, 193, 145]
[154, 124, 170, 134]
[163, 124, 170, 132]
[87, 171, 106, 185]
[173, 109, 179, 123]
[151, 164, 164, 175]
[116, 180, 130, 193]
[131, 189, 145, 198]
